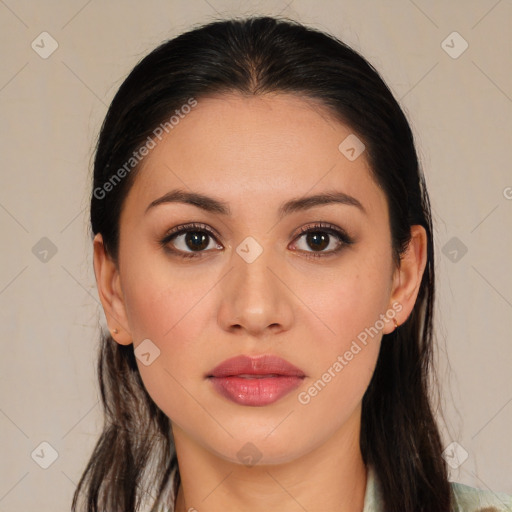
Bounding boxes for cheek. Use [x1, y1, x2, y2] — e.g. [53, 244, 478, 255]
[290, 249, 392, 407]
[121, 251, 213, 342]
[120, 264, 214, 420]
[293, 252, 393, 353]
[293, 271, 388, 426]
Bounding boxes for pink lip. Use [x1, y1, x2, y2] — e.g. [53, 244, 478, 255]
[207, 354, 305, 406]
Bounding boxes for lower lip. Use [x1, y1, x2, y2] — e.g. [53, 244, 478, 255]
[209, 376, 304, 406]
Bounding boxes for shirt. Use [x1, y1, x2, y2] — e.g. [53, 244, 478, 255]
[157, 464, 512, 511]
[363, 464, 512, 512]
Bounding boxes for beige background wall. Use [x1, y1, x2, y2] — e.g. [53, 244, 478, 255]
[1, 0, 511, 510]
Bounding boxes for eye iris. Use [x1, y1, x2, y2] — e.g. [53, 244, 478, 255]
[307, 232, 329, 251]
[186, 232, 209, 251]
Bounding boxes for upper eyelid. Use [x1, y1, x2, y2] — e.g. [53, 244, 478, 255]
[163, 222, 221, 241]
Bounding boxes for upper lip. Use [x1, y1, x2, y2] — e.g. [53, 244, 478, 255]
[208, 354, 306, 378]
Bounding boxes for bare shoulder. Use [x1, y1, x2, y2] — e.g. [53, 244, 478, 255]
[450, 481, 512, 512]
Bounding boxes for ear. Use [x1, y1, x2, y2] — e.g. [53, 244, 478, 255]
[93, 233, 132, 345]
[382, 225, 428, 334]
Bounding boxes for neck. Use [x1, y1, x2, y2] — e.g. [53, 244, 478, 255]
[172, 412, 368, 512]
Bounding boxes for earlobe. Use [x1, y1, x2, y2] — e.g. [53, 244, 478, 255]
[384, 225, 428, 334]
[93, 233, 133, 346]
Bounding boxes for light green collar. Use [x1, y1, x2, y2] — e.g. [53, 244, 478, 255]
[362, 464, 382, 512]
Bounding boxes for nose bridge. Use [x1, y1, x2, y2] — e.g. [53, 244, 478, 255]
[218, 233, 293, 334]
[233, 234, 279, 306]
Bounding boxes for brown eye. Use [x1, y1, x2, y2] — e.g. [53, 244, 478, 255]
[303, 232, 331, 252]
[160, 223, 222, 259]
[181, 231, 210, 251]
[292, 222, 354, 259]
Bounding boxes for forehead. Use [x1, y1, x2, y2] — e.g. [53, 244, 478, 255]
[123, 93, 387, 221]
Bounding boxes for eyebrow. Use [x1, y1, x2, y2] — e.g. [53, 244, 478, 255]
[145, 188, 366, 218]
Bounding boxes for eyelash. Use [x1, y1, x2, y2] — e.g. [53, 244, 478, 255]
[159, 221, 354, 260]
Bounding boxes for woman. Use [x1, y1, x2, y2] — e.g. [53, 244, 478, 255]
[73, 16, 512, 512]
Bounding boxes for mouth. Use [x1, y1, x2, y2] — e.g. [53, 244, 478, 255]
[207, 354, 305, 406]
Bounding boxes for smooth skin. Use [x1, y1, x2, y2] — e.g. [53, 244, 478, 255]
[93, 93, 427, 512]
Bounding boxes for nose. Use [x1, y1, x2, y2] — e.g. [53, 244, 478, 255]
[217, 241, 294, 338]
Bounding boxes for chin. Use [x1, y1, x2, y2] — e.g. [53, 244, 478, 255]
[203, 431, 313, 468]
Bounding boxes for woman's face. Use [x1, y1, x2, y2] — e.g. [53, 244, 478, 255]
[95, 93, 420, 465]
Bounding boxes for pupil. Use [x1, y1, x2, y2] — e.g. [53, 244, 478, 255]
[308, 232, 328, 251]
[186, 232, 209, 251]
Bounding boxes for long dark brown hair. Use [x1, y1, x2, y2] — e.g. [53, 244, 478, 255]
[73, 15, 451, 511]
